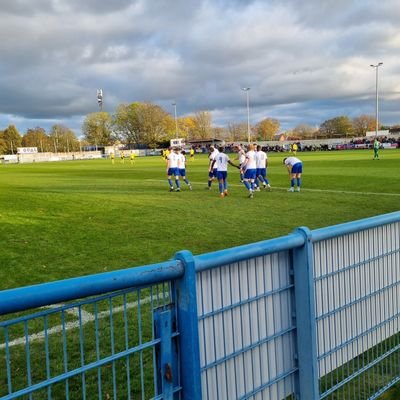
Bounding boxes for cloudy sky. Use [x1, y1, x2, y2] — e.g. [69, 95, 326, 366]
[1, 0, 399, 135]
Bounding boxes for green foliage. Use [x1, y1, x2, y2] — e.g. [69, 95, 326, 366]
[113, 102, 170, 147]
[22, 127, 52, 152]
[1, 124, 22, 154]
[0, 133, 7, 154]
[82, 112, 114, 146]
[319, 115, 353, 138]
[49, 124, 80, 152]
[113, 102, 144, 144]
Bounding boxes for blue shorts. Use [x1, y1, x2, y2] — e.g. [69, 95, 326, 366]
[257, 168, 266, 178]
[168, 167, 179, 177]
[244, 169, 257, 180]
[292, 163, 303, 174]
[208, 168, 218, 178]
[179, 169, 186, 177]
[217, 171, 227, 180]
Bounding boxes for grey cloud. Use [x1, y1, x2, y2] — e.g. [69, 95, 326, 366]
[0, 0, 399, 134]
[0, 0, 134, 15]
[0, 0, 52, 15]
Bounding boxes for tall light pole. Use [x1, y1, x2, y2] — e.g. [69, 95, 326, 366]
[96, 89, 104, 152]
[370, 62, 383, 137]
[241, 87, 251, 143]
[172, 102, 178, 138]
[97, 89, 103, 111]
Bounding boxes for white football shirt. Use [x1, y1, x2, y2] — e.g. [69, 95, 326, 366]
[255, 150, 267, 168]
[284, 157, 301, 167]
[215, 153, 230, 172]
[244, 150, 257, 169]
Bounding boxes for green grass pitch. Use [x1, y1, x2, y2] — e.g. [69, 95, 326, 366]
[0, 149, 399, 290]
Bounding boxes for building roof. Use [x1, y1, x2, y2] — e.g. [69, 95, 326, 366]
[188, 138, 224, 145]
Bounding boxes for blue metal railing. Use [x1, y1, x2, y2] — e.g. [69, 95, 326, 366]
[311, 212, 400, 399]
[0, 285, 178, 399]
[0, 211, 399, 399]
[194, 235, 302, 399]
[0, 261, 183, 400]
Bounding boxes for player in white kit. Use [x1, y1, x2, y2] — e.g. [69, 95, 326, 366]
[283, 156, 303, 192]
[207, 146, 219, 190]
[255, 145, 271, 191]
[167, 147, 181, 192]
[240, 144, 257, 198]
[177, 149, 192, 190]
[211, 146, 239, 198]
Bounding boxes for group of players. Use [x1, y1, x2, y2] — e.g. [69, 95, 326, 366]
[166, 144, 303, 198]
[165, 148, 193, 192]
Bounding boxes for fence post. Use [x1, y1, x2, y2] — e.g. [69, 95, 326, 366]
[174, 250, 202, 400]
[292, 227, 319, 399]
[154, 307, 174, 400]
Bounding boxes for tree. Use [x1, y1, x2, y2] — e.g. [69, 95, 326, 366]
[177, 116, 197, 140]
[227, 122, 248, 141]
[49, 125, 79, 152]
[113, 103, 142, 144]
[113, 102, 170, 147]
[139, 103, 170, 147]
[2, 125, 22, 154]
[82, 112, 114, 147]
[319, 116, 353, 138]
[352, 115, 376, 137]
[192, 111, 213, 139]
[22, 127, 51, 152]
[49, 124, 79, 153]
[292, 124, 318, 139]
[212, 127, 228, 140]
[256, 118, 280, 141]
[0, 132, 7, 155]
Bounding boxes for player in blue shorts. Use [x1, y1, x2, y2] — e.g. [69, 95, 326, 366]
[283, 156, 303, 192]
[166, 147, 181, 192]
[207, 146, 219, 190]
[211, 146, 240, 198]
[234, 144, 246, 182]
[240, 144, 257, 198]
[177, 150, 192, 190]
[255, 145, 271, 191]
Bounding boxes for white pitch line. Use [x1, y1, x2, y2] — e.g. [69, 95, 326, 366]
[0, 296, 153, 349]
[144, 179, 400, 197]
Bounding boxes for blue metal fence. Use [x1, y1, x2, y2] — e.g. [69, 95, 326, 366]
[312, 213, 400, 399]
[194, 235, 303, 399]
[0, 262, 181, 400]
[0, 211, 399, 399]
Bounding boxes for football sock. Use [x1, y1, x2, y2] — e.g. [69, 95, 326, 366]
[291, 179, 295, 187]
[168, 179, 173, 187]
[175, 179, 180, 188]
[297, 178, 301, 187]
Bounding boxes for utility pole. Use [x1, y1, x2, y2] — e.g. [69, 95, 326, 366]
[370, 63, 383, 137]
